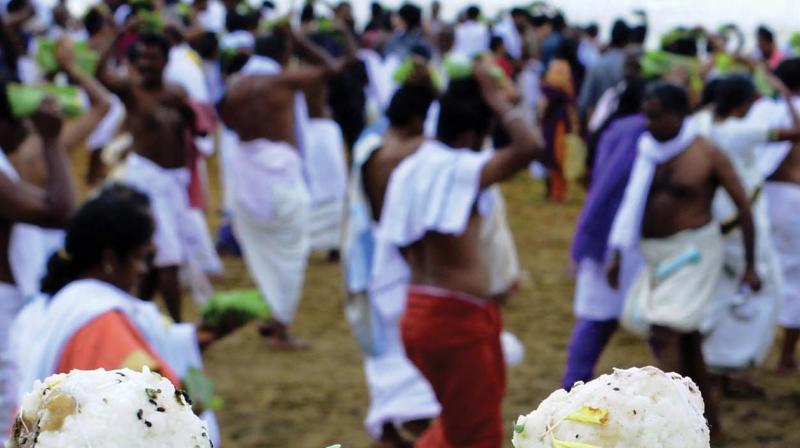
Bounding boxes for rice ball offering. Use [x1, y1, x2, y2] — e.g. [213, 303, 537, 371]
[7, 368, 213, 448]
[512, 366, 710, 448]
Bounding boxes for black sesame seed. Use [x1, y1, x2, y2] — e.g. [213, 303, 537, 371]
[145, 420, 152, 428]
[157, 407, 166, 412]
[137, 409, 143, 420]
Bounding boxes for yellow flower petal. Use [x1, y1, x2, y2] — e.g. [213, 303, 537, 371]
[566, 406, 609, 426]
[553, 439, 602, 448]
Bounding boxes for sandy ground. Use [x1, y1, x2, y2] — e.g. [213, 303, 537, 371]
[74, 149, 798, 447]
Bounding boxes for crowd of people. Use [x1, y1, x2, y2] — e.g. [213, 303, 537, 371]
[1, 0, 800, 446]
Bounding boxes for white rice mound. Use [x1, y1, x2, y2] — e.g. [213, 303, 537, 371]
[6, 368, 212, 448]
[512, 366, 710, 448]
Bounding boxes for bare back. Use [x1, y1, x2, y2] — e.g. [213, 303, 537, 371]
[642, 139, 719, 238]
[768, 143, 800, 184]
[362, 130, 424, 220]
[223, 75, 297, 146]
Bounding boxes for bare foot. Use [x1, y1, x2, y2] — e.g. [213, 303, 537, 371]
[775, 362, 800, 375]
[266, 334, 312, 351]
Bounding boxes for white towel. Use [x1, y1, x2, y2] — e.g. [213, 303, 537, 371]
[480, 186, 521, 296]
[766, 182, 800, 328]
[378, 140, 494, 250]
[304, 118, 348, 204]
[608, 118, 699, 251]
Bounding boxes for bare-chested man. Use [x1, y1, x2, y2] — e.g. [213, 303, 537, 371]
[0, 76, 77, 428]
[221, 24, 353, 349]
[98, 31, 195, 322]
[607, 83, 761, 442]
[349, 71, 439, 447]
[377, 64, 543, 447]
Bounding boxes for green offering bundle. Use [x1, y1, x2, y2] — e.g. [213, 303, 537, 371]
[36, 39, 99, 75]
[137, 9, 165, 32]
[392, 57, 442, 90]
[201, 289, 270, 330]
[182, 367, 223, 411]
[6, 83, 84, 118]
[442, 53, 505, 82]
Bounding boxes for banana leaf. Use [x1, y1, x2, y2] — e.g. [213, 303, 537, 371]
[36, 39, 100, 75]
[6, 83, 84, 118]
[201, 288, 270, 329]
[138, 10, 165, 32]
[182, 367, 223, 411]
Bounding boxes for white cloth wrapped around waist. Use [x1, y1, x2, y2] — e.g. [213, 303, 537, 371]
[230, 138, 305, 223]
[623, 222, 723, 334]
[304, 118, 347, 205]
[766, 181, 800, 328]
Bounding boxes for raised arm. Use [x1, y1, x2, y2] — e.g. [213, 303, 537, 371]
[712, 146, 761, 291]
[55, 38, 113, 150]
[764, 72, 800, 142]
[0, 100, 76, 228]
[478, 63, 545, 188]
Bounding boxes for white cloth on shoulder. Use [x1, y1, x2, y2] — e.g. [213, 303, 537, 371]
[622, 222, 723, 334]
[767, 182, 800, 328]
[344, 130, 439, 439]
[608, 118, 699, 251]
[377, 140, 494, 251]
[304, 118, 348, 252]
[87, 94, 126, 151]
[122, 153, 190, 267]
[8, 279, 219, 445]
[230, 138, 310, 325]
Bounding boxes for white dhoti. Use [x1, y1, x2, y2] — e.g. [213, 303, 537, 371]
[230, 139, 310, 324]
[122, 153, 190, 267]
[767, 181, 800, 328]
[0, 283, 24, 429]
[363, 277, 440, 439]
[701, 190, 782, 370]
[304, 118, 347, 252]
[622, 223, 723, 334]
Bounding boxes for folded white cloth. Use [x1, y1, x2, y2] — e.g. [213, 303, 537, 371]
[608, 118, 699, 251]
[622, 222, 723, 334]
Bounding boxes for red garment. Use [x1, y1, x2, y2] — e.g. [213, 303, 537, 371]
[401, 286, 505, 448]
[57, 311, 181, 387]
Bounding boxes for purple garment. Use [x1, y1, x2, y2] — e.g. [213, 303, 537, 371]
[562, 318, 619, 389]
[571, 114, 647, 263]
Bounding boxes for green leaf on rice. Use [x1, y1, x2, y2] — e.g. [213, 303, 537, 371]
[183, 367, 223, 411]
[6, 83, 84, 118]
[552, 439, 601, 448]
[201, 288, 270, 329]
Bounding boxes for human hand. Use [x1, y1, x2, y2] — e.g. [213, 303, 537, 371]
[740, 266, 762, 293]
[31, 97, 64, 142]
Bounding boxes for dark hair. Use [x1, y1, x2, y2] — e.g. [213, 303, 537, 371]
[130, 32, 171, 61]
[436, 78, 492, 145]
[465, 5, 480, 21]
[645, 82, 690, 116]
[610, 19, 630, 48]
[631, 25, 647, 45]
[775, 58, 800, 91]
[0, 19, 19, 80]
[489, 35, 504, 52]
[551, 13, 566, 32]
[386, 83, 437, 127]
[370, 1, 382, 16]
[585, 23, 599, 38]
[40, 184, 155, 296]
[713, 75, 756, 117]
[83, 7, 105, 36]
[757, 25, 774, 43]
[191, 31, 218, 59]
[700, 78, 722, 109]
[0, 71, 14, 122]
[226, 9, 260, 32]
[530, 14, 549, 28]
[254, 32, 287, 61]
[6, 0, 28, 13]
[398, 3, 422, 30]
[300, 3, 315, 23]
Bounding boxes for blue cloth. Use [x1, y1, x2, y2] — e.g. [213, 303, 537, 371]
[571, 114, 646, 263]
